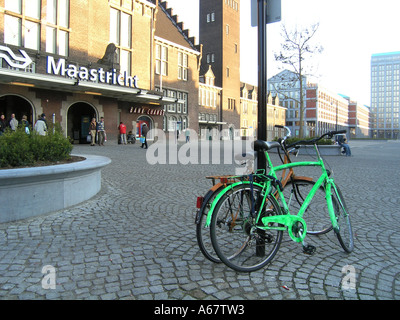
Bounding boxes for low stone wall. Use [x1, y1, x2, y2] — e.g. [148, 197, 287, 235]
[298, 145, 342, 156]
[0, 154, 111, 223]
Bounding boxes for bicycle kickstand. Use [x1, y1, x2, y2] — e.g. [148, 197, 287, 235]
[302, 242, 316, 255]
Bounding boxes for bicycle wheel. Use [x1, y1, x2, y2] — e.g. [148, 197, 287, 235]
[282, 179, 333, 235]
[195, 186, 224, 263]
[331, 185, 354, 253]
[210, 184, 283, 272]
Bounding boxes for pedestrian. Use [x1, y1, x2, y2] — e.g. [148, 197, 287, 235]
[0, 114, 7, 135]
[88, 117, 97, 146]
[9, 113, 18, 131]
[140, 123, 149, 149]
[34, 113, 47, 136]
[97, 117, 106, 146]
[20, 115, 30, 134]
[118, 121, 127, 145]
[185, 128, 190, 143]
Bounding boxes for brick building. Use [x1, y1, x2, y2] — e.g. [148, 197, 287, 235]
[240, 82, 286, 140]
[154, 1, 201, 137]
[0, 0, 201, 142]
[199, 0, 241, 140]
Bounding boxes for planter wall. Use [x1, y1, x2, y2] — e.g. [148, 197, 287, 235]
[0, 155, 111, 223]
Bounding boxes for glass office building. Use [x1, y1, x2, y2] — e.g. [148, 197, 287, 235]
[371, 52, 400, 139]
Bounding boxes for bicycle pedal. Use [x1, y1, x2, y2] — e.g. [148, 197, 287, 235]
[303, 244, 316, 255]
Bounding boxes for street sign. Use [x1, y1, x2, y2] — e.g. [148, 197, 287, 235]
[251, 0, 282, 27]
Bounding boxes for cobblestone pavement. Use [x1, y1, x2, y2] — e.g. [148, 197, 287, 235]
[0, 139, 399, 300]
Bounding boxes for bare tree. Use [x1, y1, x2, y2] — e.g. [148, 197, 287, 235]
[273, 23, 323, 137]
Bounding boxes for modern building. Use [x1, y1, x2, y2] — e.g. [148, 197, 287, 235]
[0, 0, 201, 143]
[341, 95, 371, 139]
[370, 52, 400, 139]
[268, 69, 372, 138]
[199, 0, 241, 139]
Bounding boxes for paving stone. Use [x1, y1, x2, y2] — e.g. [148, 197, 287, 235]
[0, 141, 399, 300]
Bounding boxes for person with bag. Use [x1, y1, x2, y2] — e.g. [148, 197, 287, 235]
[88, 118, 97, 146]
[20, 115, 30, 134]
[140, 123, 149, 149]
[34, 113, 47, 136]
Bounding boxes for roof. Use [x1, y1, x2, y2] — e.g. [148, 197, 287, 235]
[155, 1, 198, 51]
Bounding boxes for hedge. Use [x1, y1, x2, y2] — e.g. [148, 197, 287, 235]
[0, 123, 73, 168]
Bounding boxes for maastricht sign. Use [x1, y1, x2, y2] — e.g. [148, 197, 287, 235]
[0, 45, 139, 89]
[47, 56, 139, 88]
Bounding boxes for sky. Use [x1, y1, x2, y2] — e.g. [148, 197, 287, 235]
[165, 0, 400, 106]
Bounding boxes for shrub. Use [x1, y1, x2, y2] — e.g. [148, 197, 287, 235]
[0, 123, 73, 168]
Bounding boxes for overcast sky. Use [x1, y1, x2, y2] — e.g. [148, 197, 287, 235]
[165, 0, 400, 106]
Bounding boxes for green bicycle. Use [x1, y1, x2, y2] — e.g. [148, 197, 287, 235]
[205, 130, 354, 272]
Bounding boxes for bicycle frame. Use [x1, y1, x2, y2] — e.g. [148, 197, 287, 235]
[206, 143, 342, 244]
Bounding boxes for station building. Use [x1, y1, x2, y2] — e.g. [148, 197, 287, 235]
[0, 0, 200, 143]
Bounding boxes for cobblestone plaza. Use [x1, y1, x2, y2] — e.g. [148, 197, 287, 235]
[0, 139, 399, 300]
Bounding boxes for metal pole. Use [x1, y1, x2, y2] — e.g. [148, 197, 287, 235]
[257, 0, 267, 171]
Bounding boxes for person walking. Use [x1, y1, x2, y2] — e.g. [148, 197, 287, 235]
[140, 123, 149, 149]
[185, 128, 190, 143]
[9, 113, 18, 131]
[97, 117, 106, 146]
[34, 113, 47, 136]
[88, 118, 97, 146]
[118, 121, 127, 145]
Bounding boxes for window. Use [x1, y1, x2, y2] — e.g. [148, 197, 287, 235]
[4, 0, 47, 51]
[46, 0, 70, 56]
[226, 24, 230, 35]
[110, 7, 133, 75]
[156, 44, 168, 76]
[178, 52, 188, 81]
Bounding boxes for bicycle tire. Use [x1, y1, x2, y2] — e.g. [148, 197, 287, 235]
[195, 186, 224, 263]
[331, 185, 354, 253]
[282, 179, 333, 235]
[210, 183, 283, 272]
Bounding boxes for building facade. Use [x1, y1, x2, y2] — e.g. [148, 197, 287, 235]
[371, 52, 400, 139]
[199, 0, 241, 139]
[347, 98, 371, 139]
[0, 0, 201, 143]
[268, 69, 372, 138]
[240, 82, 286, 140]
[198, 65, 223, 140]
[154, 1, 201, 137]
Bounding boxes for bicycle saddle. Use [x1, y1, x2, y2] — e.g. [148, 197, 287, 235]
[253, 140, 281, 151]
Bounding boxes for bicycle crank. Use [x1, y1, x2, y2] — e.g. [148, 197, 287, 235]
[261, 215, 307, 243]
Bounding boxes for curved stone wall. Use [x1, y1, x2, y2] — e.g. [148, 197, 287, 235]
[0, 155, 111, 223]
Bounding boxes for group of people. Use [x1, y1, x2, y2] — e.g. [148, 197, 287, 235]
[89, 117, 148, 149]
[118, 121, 148, 149]
[0, 113, 47, 136]
[88, 117, 106, 146]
